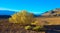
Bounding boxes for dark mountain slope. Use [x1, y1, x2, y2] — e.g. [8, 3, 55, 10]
[0, 10, 16, 18]
[0, 10, 16, 15]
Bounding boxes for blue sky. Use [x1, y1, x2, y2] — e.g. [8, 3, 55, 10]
[0, 0, 60, 14]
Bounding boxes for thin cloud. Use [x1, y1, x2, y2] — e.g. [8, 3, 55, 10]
[28, 11, 41, 14]
[0, 8, 19, 12]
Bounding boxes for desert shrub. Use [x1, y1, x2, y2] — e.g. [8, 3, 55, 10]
[32, 26, 43, 31]
[9, 10, 34, 25]
[25, 25, 32, 30]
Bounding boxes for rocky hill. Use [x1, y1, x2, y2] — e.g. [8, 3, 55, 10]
[42, 8, 60, 17]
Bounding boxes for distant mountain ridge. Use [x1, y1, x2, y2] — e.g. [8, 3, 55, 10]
[0, 10, 16, 15]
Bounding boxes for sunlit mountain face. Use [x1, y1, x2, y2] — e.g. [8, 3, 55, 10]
[0, 10, 16, 15]
[41, 8, 60, 17]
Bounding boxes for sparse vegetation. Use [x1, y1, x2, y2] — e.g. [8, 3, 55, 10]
[9, 10, 46, 32]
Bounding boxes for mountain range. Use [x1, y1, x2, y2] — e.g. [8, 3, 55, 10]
[0, 8, 60, 18]
[0, 10, 16, 15]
